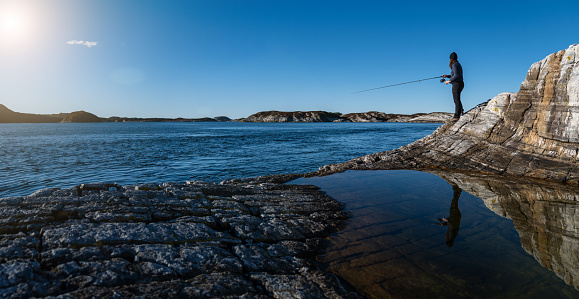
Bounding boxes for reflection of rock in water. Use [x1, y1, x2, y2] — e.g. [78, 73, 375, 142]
[430, 170, 579, 290]
[310, 170, 579, 298]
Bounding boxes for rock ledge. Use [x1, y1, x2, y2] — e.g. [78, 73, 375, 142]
[0, 180, 360, 298]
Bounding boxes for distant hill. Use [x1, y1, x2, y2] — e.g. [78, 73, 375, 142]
[238, 111, 342, 122]
[238, 110, 451, 123]
[108, 116, 231, 122]
[60, 111, 103, 123]
[1, 104, 451, 124]
[0, 104, 64, 123]
[0, 104, 231, 123]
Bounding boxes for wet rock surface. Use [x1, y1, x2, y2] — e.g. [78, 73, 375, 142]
[0, 180, 360, 298]
[309, 45, 579, 184]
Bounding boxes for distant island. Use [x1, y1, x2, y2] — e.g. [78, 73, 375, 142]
[0, 104, 451, 123]
[0, 104, 232, 123]
[238, 111, 451, 123]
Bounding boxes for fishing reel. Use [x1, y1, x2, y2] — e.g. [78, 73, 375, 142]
[440, 78, 446, 83]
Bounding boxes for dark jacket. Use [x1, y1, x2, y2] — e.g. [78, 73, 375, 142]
[447, 61, 463, 83]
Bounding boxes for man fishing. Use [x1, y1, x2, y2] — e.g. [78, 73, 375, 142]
[442, 52, 464, 121]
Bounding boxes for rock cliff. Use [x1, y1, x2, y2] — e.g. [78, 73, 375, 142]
[313, 44, 579, 184]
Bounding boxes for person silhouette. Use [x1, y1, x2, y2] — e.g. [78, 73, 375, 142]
[438, 182, 462, 247]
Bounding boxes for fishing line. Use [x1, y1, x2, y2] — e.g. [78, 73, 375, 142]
[352, 76, 445, 94]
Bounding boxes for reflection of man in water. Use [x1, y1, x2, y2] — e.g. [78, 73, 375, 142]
[439, 183, 462, 247]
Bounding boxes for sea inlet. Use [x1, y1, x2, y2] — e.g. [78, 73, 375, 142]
[2, 122, 578, 297]
[293, 170, 579, 298]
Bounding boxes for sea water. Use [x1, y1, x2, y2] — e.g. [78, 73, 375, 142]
[0, 122, 440, 197]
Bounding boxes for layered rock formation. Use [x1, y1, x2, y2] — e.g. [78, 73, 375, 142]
[313, 44, 579, 184]
[0, 180, 359, 298]
[239, 110, 451, 123]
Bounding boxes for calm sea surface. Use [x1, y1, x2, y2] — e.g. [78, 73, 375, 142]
[293, 170, 579, 298]
[0, 122, 440, 197]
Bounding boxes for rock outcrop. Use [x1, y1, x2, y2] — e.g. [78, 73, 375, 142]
[0, 180, 359, 298]
[239, 110, 451, 123]
[312, 44, 579, 184]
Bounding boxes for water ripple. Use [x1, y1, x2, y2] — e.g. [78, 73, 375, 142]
[0, 122, 440, 197]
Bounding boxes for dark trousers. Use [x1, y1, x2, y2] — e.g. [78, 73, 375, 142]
[452, 81, 464, 118]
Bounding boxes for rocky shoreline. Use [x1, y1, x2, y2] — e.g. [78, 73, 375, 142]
[306, 44, 579, 184]
[0, 180, 360, 298]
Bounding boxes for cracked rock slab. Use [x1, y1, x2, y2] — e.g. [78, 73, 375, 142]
[0, 180, 359, 298]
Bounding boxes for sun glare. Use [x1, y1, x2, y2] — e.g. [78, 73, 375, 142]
[0, 5, 33, 44]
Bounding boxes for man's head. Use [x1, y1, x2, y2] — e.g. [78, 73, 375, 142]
[449, 52, 458, 60]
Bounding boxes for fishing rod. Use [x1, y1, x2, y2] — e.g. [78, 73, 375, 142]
[352, 76, 445, 94]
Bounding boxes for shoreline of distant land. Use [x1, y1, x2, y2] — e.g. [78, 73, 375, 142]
[0, 104, 451, 123]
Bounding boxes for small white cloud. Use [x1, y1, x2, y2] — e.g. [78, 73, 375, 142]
[66, 40, 98, 48]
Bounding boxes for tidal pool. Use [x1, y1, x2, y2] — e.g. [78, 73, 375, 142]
[292, 170, 579, 298]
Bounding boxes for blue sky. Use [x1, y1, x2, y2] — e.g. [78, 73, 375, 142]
[1, 0, 578, 118]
